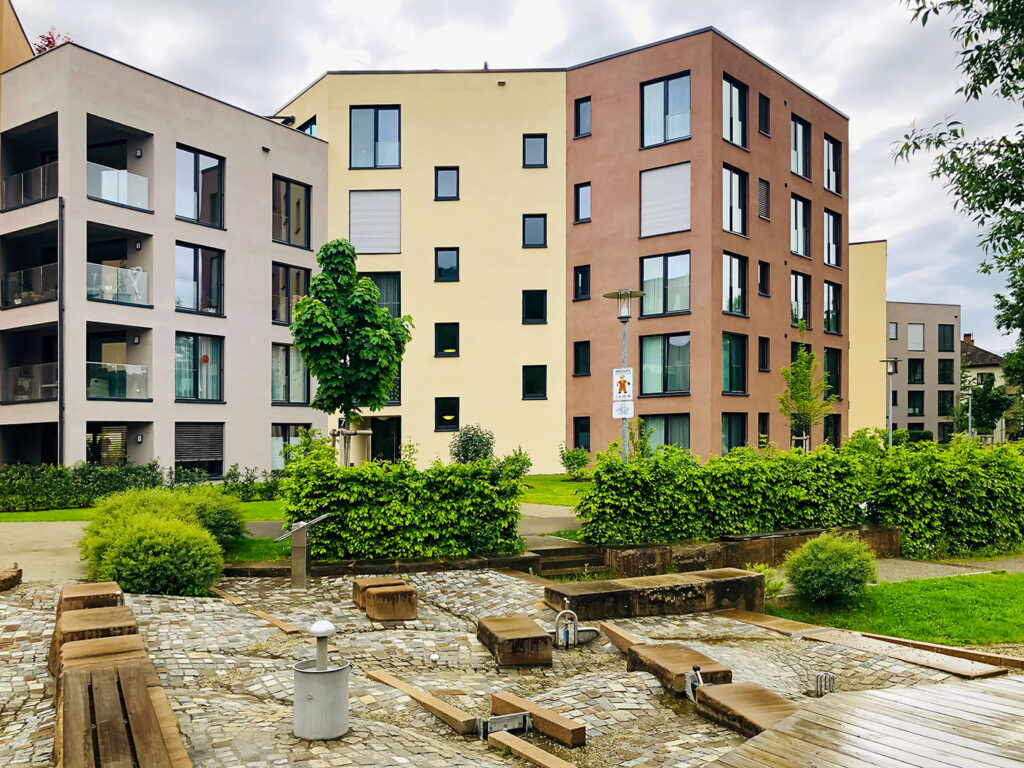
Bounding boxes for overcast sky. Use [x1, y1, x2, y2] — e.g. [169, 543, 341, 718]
[17, 0, 1022, 352]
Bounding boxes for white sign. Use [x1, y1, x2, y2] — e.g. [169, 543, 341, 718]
[613, 367, 634, 401]
[612, 400, 634, 419]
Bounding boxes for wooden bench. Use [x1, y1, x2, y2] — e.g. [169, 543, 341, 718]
[56, 582, 124, 618]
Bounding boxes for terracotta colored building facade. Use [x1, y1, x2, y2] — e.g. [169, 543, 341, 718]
[565, 29, 849, 457]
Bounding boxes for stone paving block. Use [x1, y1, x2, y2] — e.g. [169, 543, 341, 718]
[543, 579, 632, 620]
[477, 616, 553, 666]
[365, 584, 418, 621]
[688, 568, 764, 612]
[695, 681, 798, 737]
[352, 576, 406, 609]
[627, 643, 733, 694]
[619, 574, 708, 617]
[0, 566, 22, 592]
[56, 582, 123, 617]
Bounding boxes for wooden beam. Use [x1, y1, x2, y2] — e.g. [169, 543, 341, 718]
[249, 609, 300, 634]
[486, 731, 576, 768]
[208, 586, 245, 606]
[492, 691, 585, 747]
[598, 621, 645, 653]
[366, 670, 478, 735]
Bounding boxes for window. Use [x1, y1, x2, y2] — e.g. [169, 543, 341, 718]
[523, 214, 547, 247]
[175, 146, 224, 226]
[892, 390, 898, 407]
[722, 413, 746, 454]
[573, 265, 591, 301]
[523, 134, 547, 168]
[908, 358, 925, 384]
[350, 106, 400, 168]
[434, 248, 459, 282]
[573, 416, 591, 451]
[175, 243, 223, 315]
[722, 333, 747, 393]
[271, 263, 310, 323]
[908, 423, 924, 432]
[908, 323, 925, 351]
[362, 272, 401, 317]
[824, 281, 841, 334]
[888, 321, 898, 340]
[757, 261, 770, 296]
[722, 252, 747, 315]
[824, 209, 841, 266]
[574, 182, 591, 223]
[349, 190, 400, 253]
[434, 323, 459, 357]
[722, 74, 747, 147]
[175, 333, 223, 401]
[824, 414, 841, 449]
[758, 93, 770, 135]
[978, 372, 995, 386]
[790, 194, 810, 256]
[435, 167, 459, 200]
[643, 414, 690, 449]
[574, 97, 591, 138]
[434, 397, 459, 431]
[824, 134, 842, 194]
[573, 341, 591, 376]
[298, 117, 317, 137]
[824, 347, 841, 399]
[641, 333, 690, 394]
[522, 290, 547, 324]
[792, 341, 810, 362]
[271, 176, 310, 248]
[642, 72, 690, 147]
[758, 337, 770, 371]
[938, 422, 954, 444]
[938, 324, 955, 352]
[758, 178, 770, 220]
[640, 162, 691, 237]
[271, 424, 308, 471]
[938, 358, 954, 385]
[908, 390, 924, 416]
[175, 422, 224, 478]
[757, 412, 770, 447]
[938, 390, 954, 416]
[271, 344, 308, 404]
[791, 115, 810, 178]
[522, 365, 547, 400]
[722, 165, 747, 235]
[641, 252, 689, 316]
[790, 271, 810, 326]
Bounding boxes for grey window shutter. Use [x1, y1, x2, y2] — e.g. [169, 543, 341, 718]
[175, 422, 224, 462]
[349, 190, 401, 253]
[640, 162, 690, 237]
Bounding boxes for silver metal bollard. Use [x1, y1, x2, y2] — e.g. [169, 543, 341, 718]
[294, 620, 351, 740]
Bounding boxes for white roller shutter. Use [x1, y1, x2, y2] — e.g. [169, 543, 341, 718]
[349, 190, 401, 254]
[640, 162, 690, 238]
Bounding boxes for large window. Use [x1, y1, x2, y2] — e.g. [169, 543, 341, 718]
[272, 176, 310, 248]
[574, 97, 592, 138]
[573, 416, 590, 451]
[641, 252, 689, 316]
[271, 424, 307, 471]
[523, 214, 547, 248]
[641, 333, 690, 395]
[722, 252, 747, 315]
[573, 340, 591, 376]
[824, 347, 841, 399]
[722, 74, 748, 147]
[175, 145, 224, 227]
[640, 162, 691, 237]
[175, 333, 222, 401]
[349, 190, 400, 254]
[362, 272, 401, 318]
[824, 281, 841, 334]
[938, 358, 954, 385]
[824, 209, 841, 266]
[938, 390, 954, 416]
[522, 365, 547, 400]
[573, 265, 591, 301]
[271, 344, 308, 404]
[434, 397, 459, 432]
[435, 248, 459, 282]
[758, 93, 770, 135]
[791, 194, 810, 256]
[938, 323, 955, 351]
[790, 271, 810, 326]
[791, 115, 810, 178]
[908, 322, 925, 351]
[908, 358, 925, 384]
[908, 390, 924, 416]
[435, 167, 459, 201]
[722, 165, 747, 235]
[175, 422, 224, 478]
[722, 333, 747, 394]
[523, 134, 547, 168]
[722, 413, 746, 455]
[522, 290, 547, 324]
[824, 134, 842, 193]
[175, 243, 222, 315]
[271, 264, 309, 323]
[642, 72, 690, 147]
[643, 414, 690, 449]
[434, 323, 459, 357]
[574, 182, 591, 223]
[350, 106, 400, 168]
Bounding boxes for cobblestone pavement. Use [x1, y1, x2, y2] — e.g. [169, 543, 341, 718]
[0, 570, 1003, 768]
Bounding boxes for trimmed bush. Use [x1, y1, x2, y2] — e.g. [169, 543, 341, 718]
[746, 562, 785, 600]
[559, 442, 590, 480]
[0, 460, 164, 512]
[221, 464, 284, 501]
[176, 485, 245, 544]
[449, 424, 495, 464]
[784, 533, 876, 606]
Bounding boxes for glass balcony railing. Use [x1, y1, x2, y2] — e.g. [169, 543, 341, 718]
[3, 263, 58, 307]
[85, 362, 149, 400]
[2, 161, 57, 209]
[3, 362, 58, 403]
[86, 263, 148, 305]
[86, 162, 149, 209]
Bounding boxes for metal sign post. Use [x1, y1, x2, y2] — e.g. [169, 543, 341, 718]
[274, 512, 334, 589]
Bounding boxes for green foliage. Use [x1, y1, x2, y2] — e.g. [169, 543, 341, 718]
[629, 418, 655, 460]
[969, 374, 1014, 433]
[0, 461, 164, 512]
[777, 324, 837, 441]
[222, 536, 290, 562]
[290, 239, 413, 420]
[558, 442, 590, 480]
[281, 433, 526, 560]
[221, 464, 284, 501]
[449, 424, 495, 464]
[783, 533, 876, 607]
[907, 430, 934, 443]
[745, 562, 785, 600]
[175, 486, 245, 544]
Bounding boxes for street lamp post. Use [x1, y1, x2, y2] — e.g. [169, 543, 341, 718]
[881, 358, 899, 448]
[603, 289, 645, 461]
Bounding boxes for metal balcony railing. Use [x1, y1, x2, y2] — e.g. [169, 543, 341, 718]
[86, 263, 148, 305]
[85, 362, 149, 400]
[3, 362, 58, 402]
[2, 161, 57, 209]
[3, 262, 58, 307]
[86, 162, 149, 209]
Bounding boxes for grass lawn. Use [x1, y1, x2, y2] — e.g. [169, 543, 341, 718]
[767, 572, 1024, 646]
[522, 474, 591, 506]
[223, 536, 289, 562]
[0, 499, 286, 523]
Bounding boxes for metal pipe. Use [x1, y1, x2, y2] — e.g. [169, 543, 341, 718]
[57, 196, 65, 464]
[887, 371, 892, 449]
[620, 319, 628, 461]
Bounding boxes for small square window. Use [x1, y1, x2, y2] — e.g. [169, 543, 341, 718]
[523, 214, 547, 248]
[434, 397, 459, 431]
[523, 134, 547, 168]
[573, 417, 590, 451]
[574, 341, 591, 376]
[434, 167, 459, 200]
[573, 265, 591, 301]
[574, 97, 591, 138]
[434, 248, 459, 282]
[522, 365, 547, 400]
[522, 290, 547, 324]
[574, 182, 591, 223]
[434, 323, 459, 357]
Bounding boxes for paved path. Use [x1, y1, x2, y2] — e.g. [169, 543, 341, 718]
[0, 521, 86, 581]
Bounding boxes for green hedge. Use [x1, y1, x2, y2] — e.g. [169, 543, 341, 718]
[0, 461, 164, 512]
[281, 434, 527, 560]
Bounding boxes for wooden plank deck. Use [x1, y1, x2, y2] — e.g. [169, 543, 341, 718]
[709, 677, 1024, 768]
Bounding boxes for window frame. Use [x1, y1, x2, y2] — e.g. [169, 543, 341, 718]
[824, 413, 841, 449]
[908, 358, 925, 385]
[573, 265, 591, 301]
[573, 340, 591, 377]
[175, 241, 224, 317]
[361, 271, 402, 318]
[888, 321, 898, 340]
[722, 73, 748, 148]
[349, 105, 401, 169]
[908, 322, 925, 351]
[271, 342, 310, 405]
[757, 412, 770, 447]
[938, 389, 954, 417]
[271, 262, 310, 325]
[824, 280, 841, 335]
[722, 164, 748, 235]
[938, 358, 955, 385]
[522, 134, 548, 168]
[790, 114, 811, 179]
[639, 332, 691, 396]
[790, 193, 810, 257]
[434, 397, 459, 432]
[271, 423, 309, 471]
[722, 252, 748, 316]
[522, 214, 548, 248]
[175, 144, 225, 228]
[824, 208, 841, 266]
[907, 390, 925, 417]
[938, 324, 955, 352]
[824, 347, 841, 399]
[758, 93, 770, 136]
[758, 177, 770, 221]
[722, 332, 748, 394]
[174, 422, 224, 479]
[434, 166, 460, 201]
[522, 364, 548, 400]
[757, 260, 770, 296]
[640, 251, 690, 318]
[434, 247, 460, 283]
[434, 322, 460, 358]
[271, 174, 312, 249]
[297, 117, 317, 137]
[574, 182, 592, 223]
[722, 412, 747, 454]
[824, 134, 842, 194]
[640, 71, 691, 148]
[757, 336, 770, 372]
[174, 332, 224, 403]
[641, 412, 691, 450]
[574, 96, 592, 138]
[790, 271, 811, 327]
[522, 290, 548, 325]
[573, 416, 591, 451]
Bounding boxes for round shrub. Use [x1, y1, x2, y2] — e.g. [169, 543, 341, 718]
[98, 514, 223, 596]
[449, 424, 495, 463]
[783, 532, 876, 606]
[559, 442, 590, 480]
[176, 486, 245, 544]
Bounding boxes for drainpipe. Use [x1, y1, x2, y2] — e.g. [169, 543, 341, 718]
[57, 195, 65, 465]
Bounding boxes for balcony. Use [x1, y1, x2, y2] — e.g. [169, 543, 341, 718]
[86, 263, 148, 306]
[87, 162, 149, 210]
[2, 161, 58, 210]
[3, 262, 58, 307]
[2, 361, 58, 403]
[86, 362, 149, 400]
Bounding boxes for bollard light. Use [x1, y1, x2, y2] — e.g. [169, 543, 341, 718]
[310, 619, 336, 671]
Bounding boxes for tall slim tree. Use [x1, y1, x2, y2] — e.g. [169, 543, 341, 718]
[777, 325, 838, 448]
